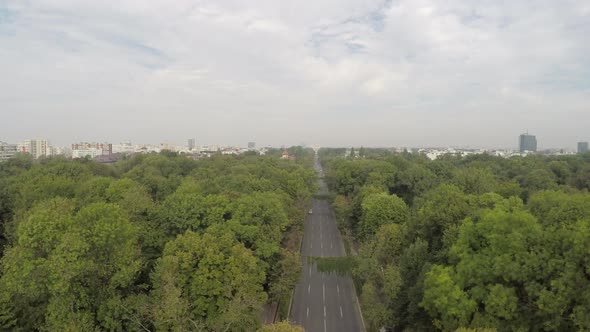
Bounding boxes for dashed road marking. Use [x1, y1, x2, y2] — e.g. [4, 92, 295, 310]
[340, 305, 343, 318]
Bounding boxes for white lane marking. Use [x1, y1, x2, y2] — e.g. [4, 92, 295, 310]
[324, 319, 327, 332]
[340, 305, 343, 318]
[323, 283, 326, 302]
[324, 305, 326, 317]
[307, 307, 309, 318]
[337, 284, 340, 296]
[309, 266, 312, 276]
[308, 284, 310, 294]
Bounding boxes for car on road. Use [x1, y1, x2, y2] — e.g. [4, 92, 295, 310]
[308, 209, 313, 214]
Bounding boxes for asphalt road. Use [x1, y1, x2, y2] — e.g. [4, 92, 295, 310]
[290, 160, 364, 332]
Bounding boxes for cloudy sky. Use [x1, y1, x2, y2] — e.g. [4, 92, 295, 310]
[1, 0, 589, 149]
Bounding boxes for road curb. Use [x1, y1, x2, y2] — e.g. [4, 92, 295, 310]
[286, 288, 295, 320]
[352, 282, 367, 332]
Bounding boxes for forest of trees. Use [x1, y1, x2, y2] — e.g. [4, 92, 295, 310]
[319, 148, 590, 331]
[2, 146, 590, 331]
[0, 148, 316, 331]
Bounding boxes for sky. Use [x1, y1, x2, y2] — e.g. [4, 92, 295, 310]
[1, 0, 589, 149]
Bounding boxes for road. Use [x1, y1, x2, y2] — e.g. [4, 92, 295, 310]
[290, 159, 364, 332]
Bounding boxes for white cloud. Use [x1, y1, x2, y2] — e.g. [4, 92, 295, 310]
[0, 0, 589, 148]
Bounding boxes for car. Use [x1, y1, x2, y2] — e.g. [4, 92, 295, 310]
[308, 209, 313, 214]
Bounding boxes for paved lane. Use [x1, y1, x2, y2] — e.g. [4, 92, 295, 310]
[290, 159, 364, 332]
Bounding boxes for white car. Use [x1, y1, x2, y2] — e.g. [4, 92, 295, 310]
[308, 209, 313, 214]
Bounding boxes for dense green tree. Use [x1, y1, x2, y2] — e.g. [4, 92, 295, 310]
[360, 193, 408, 239]
[0, 150, 318, 331]
[332, 194, 352, 229]
[0, 199, 141, 331]
[396, 239, 432, 329]
[452, 167, 496, 195]
[150, 230, 266, 331]
[74, 176, 114, 207]
[571, 164, 590, 190]
[318, 147, 590, 331]
[423, 207, 590, 330]
[421, 265, 476, 331]
[105, 178, 154, 222]
[229, 192, 289, 261]
[154, 191, 229, 239]
[518, 168, 558, 198]
[410, 184, 471, 257]
[358, 146, 366, 158]
[494, 180, 523, 199]
[392, 165, 437, 204]
[548, 160, 572, 185]
[268, 249, 301, 302]
[360, 281, 390, 332]
[527, 190, 590, 226]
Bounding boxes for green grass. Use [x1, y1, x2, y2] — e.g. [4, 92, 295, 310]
[312, 193, 336, 201]
[307, 256, 357, 276]
[277, 292, 291, 321]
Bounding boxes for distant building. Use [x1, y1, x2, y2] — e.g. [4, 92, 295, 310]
[19, 139, 51, 159]
[94, 153, 125, 164]
[72, 148, 103, 159]
[71, 142, 112, 158]
[0, 142, 18, 161]
[519, 133, 537, 152]
[160, 142, 176, 151]
[188, 138, 196, 151]
[112, 141, 135, 154]
[50, 146, 66, 157]
[248, 142, 256, 150]
[281, 150, 289, 160]
[578, 142, 589, 154]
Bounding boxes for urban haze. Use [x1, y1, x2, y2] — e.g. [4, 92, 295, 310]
[1, 0, 589, 149]
[2, 2, 590, 332]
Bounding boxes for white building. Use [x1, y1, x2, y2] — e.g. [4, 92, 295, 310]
[72, 148, 103, 159]
[18, 139, 51, 159]
[0, 142, 18, 161]
[50, 146, 66, 157]
[112, 142, 136, 154]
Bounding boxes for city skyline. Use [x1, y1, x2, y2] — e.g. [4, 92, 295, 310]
[2, 133, 589, 152]
[1, 1, 589, 148]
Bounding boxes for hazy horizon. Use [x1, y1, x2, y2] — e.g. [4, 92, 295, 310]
[1, 1, 589, 149]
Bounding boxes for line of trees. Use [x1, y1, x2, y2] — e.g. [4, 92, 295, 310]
[0, 148, 316, 331]
[319, 148, 590, 331]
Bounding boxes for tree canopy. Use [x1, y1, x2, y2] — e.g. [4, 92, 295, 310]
[320, 148, 590, 331]
[0, 149, 317, 331]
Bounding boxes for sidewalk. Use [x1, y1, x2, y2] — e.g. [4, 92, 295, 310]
[260, 302, 278, 325]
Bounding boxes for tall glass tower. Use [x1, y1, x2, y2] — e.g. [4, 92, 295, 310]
[578, 142, 589, 154]
[519, 133, 537, 152]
